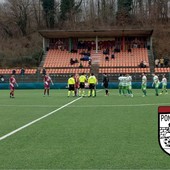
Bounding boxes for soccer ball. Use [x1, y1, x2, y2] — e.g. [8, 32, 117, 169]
[85, 83, 89, 88]
[164, 137, 170, 147]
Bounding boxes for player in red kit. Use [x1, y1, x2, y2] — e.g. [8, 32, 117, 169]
[43, 74, 54, 96]
[9, 74, 18, 98]
[74, 73, 79, 96]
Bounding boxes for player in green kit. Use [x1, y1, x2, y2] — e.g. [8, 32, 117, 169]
[141, 72, 147, 97]
[67, 75, 75, 97]
[122, 75, 128, 96]
[126, 74, 133, 97]
[160, 75, 168, 95]
[152, 73, 160, 96]
[118, 74, 123, 95]
[79, 73, 87, 97]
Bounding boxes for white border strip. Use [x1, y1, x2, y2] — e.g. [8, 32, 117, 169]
[0, 97, 82, 141]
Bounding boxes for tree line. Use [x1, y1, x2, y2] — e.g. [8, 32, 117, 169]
[0, 0, 169, 67]
[0, 0, 169, 37]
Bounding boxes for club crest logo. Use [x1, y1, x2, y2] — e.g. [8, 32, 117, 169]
[158, 106, 170, 155]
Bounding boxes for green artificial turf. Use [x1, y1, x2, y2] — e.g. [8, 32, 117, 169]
[0, 89, 170, 169]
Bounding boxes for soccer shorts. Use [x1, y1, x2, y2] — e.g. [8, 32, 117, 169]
[119, 85, 122, 89]
[127, 85, 132, 90]
[89, 84, 95, 90]
[80, 82, 85, 89]
[122, 86, 127, 90]
[10, 86, 14, 91]
[75, 83, 79, 89]
[142, 84, 146, 90]
[103, 83, 108, 88]
[155, 83, 160, 88]
[162, 84, 167, 89]
[69, 84, 75, 91]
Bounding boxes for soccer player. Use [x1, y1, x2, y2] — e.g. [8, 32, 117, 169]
[141, 72, 147, 97]
[94, 77, 98, 97]
[102, 73, 109, 96]
[79, 73, 87, 97]
[152, 73, 160, 96]
[122, 75, 128, 96]
[44, 74, 54, 96]
[126, 74, 133, 97]
[118, 74, 123, 96]
[118, 74, 125, 96]
[160, 75, 168, 95]
[88, 73, 97, 97]
[68, 75, 75, 97]
[74, 73, 79, 96]
[9, 74, 18, 98]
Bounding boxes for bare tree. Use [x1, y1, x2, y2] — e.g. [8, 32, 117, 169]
[31, 0, 41, 28]
[6, 0, 32, 36]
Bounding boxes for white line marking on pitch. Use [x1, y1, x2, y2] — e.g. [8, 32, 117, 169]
[0, 90, 102, 141]
[0, 97, 82, 141]
[68, 103, 170, 107]
[1, 102, 170, 108]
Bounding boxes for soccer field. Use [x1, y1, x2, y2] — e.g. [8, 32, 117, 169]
[0, 89, 170, 169]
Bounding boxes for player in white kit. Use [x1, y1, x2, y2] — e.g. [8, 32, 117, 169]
[160, 75, 168, 95]
[126, 74, 133, 97]
[152, 73, 160, 96]
[141, 72, 147, 97]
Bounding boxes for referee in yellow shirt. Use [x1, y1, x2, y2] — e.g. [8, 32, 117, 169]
[88, 73, 97, 97]
[79, 73, 87, 97]
[68, 75, 75, 97]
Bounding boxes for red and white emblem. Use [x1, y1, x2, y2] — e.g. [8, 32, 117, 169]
[158, 106, 170, 155]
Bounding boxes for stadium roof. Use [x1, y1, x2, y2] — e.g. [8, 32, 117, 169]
[39, 29, 153, 39]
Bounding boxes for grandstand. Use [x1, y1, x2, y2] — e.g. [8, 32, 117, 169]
[1, 29, 170, 84]
[39, 29, 154, 77]
[42, 48, 150, 74]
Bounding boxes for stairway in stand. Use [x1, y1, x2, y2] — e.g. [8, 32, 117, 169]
[39, 52, 47, 69]
[148, 49, 155, 73]
[90, 50, 101, 76]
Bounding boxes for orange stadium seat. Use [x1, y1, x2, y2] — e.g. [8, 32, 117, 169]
[42, 48, 151, 75]
[43, 49, 90, 71]
[155, 67, 170, 73]
[99, 48, 149, 68]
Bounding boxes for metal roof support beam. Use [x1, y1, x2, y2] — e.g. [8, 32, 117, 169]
[43, 37, 46, 52]
[96, 36, 98, 53]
